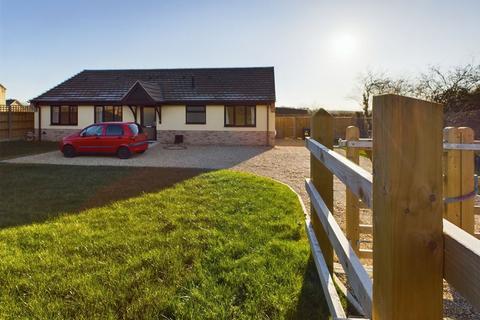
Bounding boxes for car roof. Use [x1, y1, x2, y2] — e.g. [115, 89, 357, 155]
[97, 121, 137, 125]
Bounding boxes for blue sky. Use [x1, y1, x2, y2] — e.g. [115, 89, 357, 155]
[1, 0, 479, 110]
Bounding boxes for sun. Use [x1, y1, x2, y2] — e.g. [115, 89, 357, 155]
[330, 32, 358, 58]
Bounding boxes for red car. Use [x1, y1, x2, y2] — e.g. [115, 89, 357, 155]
[60, 122, 149, 159]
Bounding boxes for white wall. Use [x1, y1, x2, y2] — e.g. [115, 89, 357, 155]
[35, 106, 136, 129]
[35, 105, 276, 132]
[158, 105, 275, 131]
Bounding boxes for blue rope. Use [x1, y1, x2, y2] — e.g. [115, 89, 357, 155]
[444, 174, 478, 204]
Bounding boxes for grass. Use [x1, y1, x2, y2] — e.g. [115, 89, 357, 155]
[0, 165, 326, 319]
[0, 164, 208, 228]
[0, 140, 58, 160]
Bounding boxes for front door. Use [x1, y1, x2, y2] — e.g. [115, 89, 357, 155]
[141, 107, 156, 140]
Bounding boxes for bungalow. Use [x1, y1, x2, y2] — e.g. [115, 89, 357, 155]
[31, 67, 276, 146]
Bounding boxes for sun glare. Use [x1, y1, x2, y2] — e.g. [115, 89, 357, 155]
[330, 32, 358, 58]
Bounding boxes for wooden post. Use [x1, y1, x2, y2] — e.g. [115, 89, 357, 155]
[372, 94, 443, 319]
[459, 127, 475, 234]
[310, 109, 334, 273]
[293, 116, 297, 139]
[345, 126, 360, 254]
[443, 127, 461, 226]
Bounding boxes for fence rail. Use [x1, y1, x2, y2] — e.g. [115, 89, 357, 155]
[306, 178, 372, 317]
[339, 138, 480, 151]
[306, 94, 480, 319]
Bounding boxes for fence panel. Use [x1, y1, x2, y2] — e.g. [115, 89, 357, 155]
[0, 108, 34, 140]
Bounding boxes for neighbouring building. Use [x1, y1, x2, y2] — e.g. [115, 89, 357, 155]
[6, 99, 29, 109]
[0, 84, 5, 106]
[0, 84, 31, 112]
[31, 67, 276, 145]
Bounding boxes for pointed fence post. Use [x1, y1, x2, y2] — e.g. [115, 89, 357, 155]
[310, 109, 334, 273]
[459, 127, 475, 234]
[345, 126, 360, 254]
[372, 94, 444, 319]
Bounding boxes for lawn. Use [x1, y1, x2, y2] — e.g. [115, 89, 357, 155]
[0, 165, 326, 319]
[0, 164, 208, 228]
[0, 140, 58, 160]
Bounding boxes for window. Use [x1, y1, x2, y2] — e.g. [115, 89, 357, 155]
[105, 124, 124, 136]
[225, 106, 256, 127]
[128, 123, 143, 135]
[186, 105, 206, 124]
[94, 106, 122, 123]
[51, 106, 78, 125]
[81, 125, 103, 137]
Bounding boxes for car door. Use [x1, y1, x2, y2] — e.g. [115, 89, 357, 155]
[77, 124, 105, 153]
[101, 124, 126, 153]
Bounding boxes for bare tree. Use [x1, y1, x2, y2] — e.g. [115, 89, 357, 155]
[414, 64, 480, 111]
[358, 71, 412, 117]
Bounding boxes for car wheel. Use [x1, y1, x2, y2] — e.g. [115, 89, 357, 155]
[63, 145, 76, 158]
[117, 146, 131, 159]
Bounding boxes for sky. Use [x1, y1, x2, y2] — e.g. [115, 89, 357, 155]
[1, 0, 479, 110]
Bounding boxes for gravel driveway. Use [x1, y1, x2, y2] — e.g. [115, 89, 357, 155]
[3, 143, 270, 169]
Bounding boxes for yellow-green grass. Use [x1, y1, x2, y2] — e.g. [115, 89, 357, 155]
[0, 167, 326, 319]
[0, 140, 58, 160]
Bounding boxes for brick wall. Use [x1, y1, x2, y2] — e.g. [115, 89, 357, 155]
[37, 129, 78, 141]
[158, 130, 275, 146]
[37, 128, 276, 146]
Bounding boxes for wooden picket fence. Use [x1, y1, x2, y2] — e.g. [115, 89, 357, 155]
[305, 94, 480, 319]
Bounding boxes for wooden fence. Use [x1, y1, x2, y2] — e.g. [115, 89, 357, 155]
[0, 105, 34, 140]
[275, 116, 311, 139]
[340, 127, 480, 242]
[275, 115, 365, 140]
[306, 94, 480, 319]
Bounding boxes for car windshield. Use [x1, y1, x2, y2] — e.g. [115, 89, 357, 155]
[82, 125, 103, 137]
[128, 123, 143, 135]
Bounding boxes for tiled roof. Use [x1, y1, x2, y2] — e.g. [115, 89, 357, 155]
[6, 99, 26, 107]
[32, 67, 276, 104]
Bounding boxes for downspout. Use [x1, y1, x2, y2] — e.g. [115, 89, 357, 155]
[37, 104, 42, 142]
[266, 104, 269, 146]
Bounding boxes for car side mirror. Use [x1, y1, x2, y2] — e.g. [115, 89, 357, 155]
[80, 132, 86, 137]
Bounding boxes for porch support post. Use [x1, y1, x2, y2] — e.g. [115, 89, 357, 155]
[128, 105, 138, 122]
[155, 106, 161, 122]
